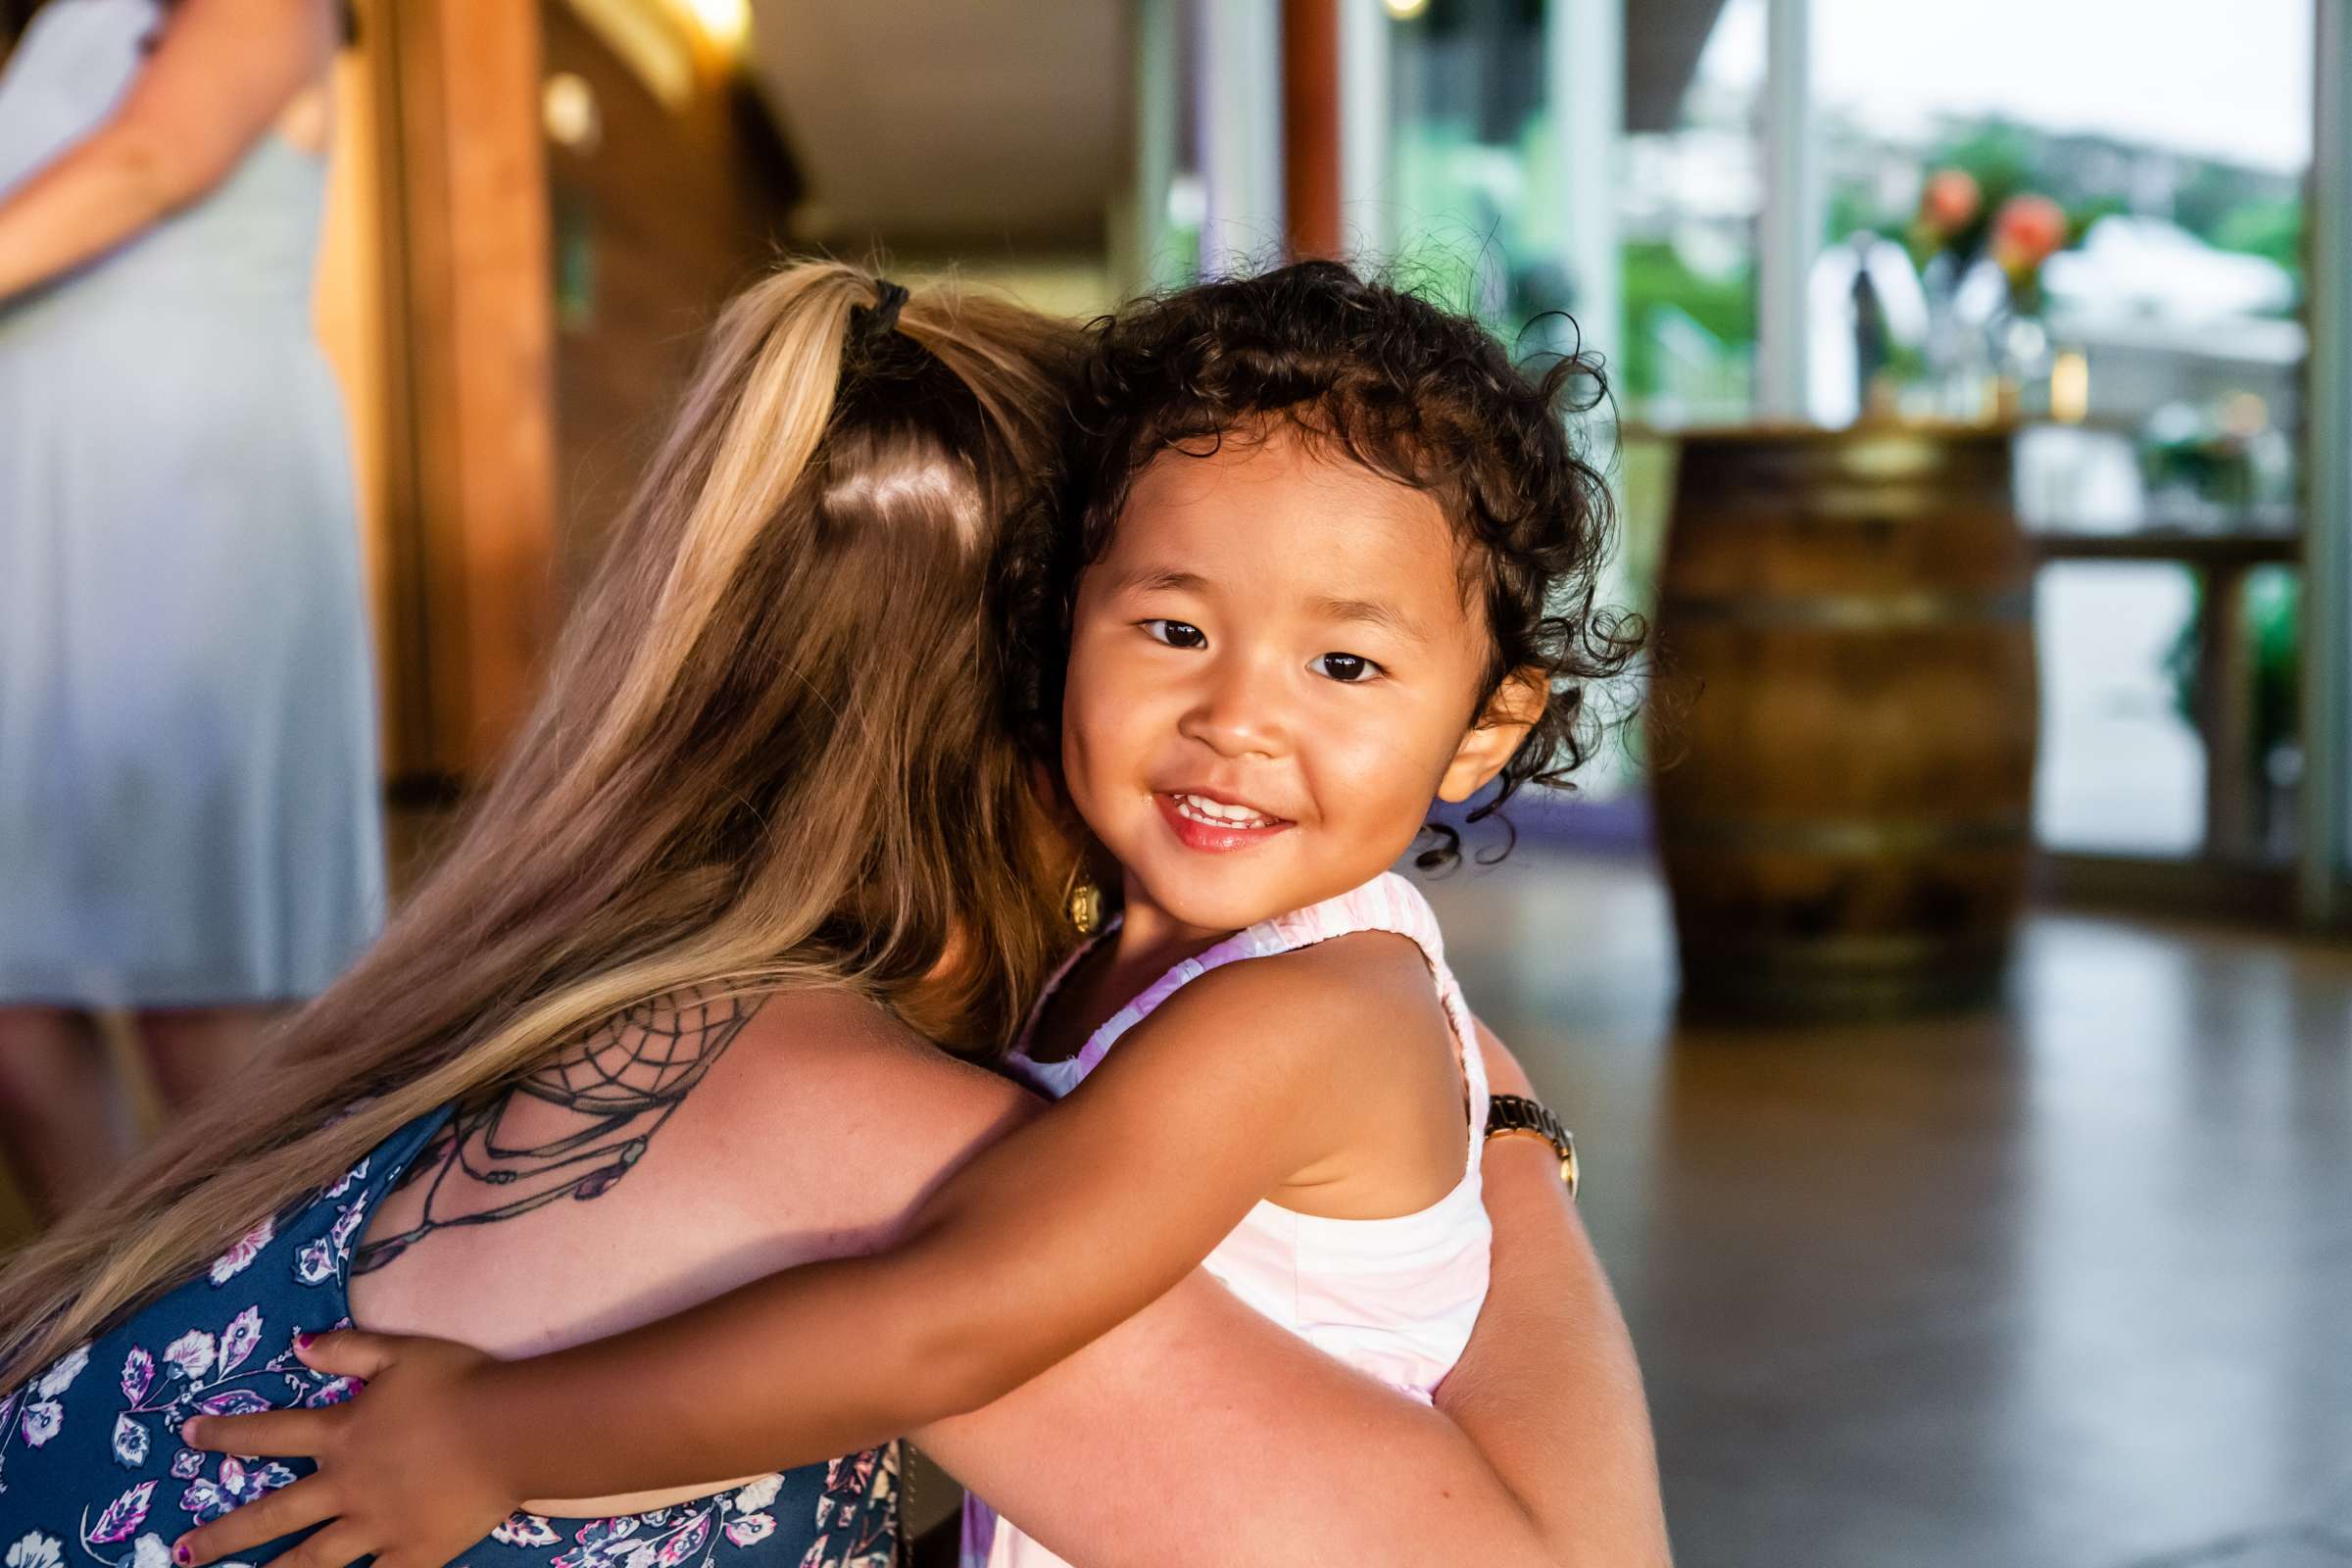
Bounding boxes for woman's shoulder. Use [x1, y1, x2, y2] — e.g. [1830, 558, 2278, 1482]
[581, 984, 1042, 1226]
[348, 986, 1040, 1354]
[717, 987, 1033, 1110]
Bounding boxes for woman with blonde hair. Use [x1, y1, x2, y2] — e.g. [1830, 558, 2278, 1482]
[0, 262, 1661, 1568]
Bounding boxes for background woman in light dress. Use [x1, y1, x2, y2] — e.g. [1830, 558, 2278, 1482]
[0, 0, 381, 1218]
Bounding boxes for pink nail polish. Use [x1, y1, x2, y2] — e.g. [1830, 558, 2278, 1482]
[294, 1331, 313, 1351]
[173, 1546, 191, 1565]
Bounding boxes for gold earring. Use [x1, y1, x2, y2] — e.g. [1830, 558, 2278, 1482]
[1060, 857, 1104, 937]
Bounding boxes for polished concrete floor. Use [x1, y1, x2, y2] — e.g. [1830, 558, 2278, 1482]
[1420, 849, 2352, 1568]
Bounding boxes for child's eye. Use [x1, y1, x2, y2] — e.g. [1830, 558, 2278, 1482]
[1142, 619, 1207, 650]
[1313, 652, 1382, 683]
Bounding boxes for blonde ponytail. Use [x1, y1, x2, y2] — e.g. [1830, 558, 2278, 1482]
[0, 262, 1077, 1386]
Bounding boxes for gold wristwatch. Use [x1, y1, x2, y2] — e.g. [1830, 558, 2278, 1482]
[1485, 1093, 1578, 1199]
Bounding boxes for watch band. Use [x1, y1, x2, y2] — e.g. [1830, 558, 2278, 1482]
[1485, 1093, 1579, 1199]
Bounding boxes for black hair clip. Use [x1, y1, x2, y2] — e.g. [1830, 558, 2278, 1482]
[854, 279, 909, 341]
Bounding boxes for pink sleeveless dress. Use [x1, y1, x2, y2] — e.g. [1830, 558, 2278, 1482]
[961, 872, 1493, 1568]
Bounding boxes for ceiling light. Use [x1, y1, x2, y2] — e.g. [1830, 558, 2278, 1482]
[679, 0, 750, 53]
[542, 72, 602, 152]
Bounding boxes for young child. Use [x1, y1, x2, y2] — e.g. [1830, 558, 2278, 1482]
[173, 261, 1637, 1568]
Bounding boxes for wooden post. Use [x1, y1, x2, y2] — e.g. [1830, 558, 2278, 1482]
[1283, 0, 1343, 260]
[377, 0, 559, 785]
[315, 4, 398, 783]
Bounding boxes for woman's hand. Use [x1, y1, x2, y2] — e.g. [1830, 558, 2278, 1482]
[172, 1329, 519, 1568]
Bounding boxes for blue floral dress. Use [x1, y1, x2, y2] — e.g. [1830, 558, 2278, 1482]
[0, 1109, 899, 1568]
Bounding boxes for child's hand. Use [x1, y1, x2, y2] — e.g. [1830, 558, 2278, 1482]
[172, 1328, 518, 1568]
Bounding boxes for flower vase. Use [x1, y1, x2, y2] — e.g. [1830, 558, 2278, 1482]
[1989, 310, 2051, 423]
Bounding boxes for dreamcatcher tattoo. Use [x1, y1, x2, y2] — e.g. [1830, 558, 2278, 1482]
[351, 986, 757, 1275]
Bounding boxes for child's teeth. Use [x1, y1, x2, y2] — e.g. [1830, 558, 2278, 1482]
[1180, 794, 1273, 827]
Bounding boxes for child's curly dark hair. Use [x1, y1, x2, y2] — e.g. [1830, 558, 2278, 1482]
[1000, 259, 1645, 870]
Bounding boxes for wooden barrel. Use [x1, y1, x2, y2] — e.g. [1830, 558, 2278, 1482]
[1648, 425, 2039, 1021]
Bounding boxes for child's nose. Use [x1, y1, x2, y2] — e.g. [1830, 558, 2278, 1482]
[1178, 658, 1287, 760]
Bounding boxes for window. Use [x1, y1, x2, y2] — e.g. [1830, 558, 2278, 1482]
[1812, 0, 2316, 863]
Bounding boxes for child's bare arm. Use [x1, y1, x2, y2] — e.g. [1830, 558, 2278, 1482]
[913, 1033, 1661, 1568]
[175, 940, 1417, 1566]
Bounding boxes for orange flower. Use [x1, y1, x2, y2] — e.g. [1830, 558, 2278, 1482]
[1919, 169, 1981, 235]
[1991, 193, 2068, 276]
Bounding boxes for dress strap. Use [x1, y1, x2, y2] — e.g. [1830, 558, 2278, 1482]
[1071, 874, 1491, 1165]
[1007, 921, 1117, 1058]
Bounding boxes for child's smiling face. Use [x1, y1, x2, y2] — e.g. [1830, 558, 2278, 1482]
[1061, 423, 1542, 941]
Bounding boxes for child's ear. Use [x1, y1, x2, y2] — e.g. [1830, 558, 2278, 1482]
[1437, 668, 1549, 804]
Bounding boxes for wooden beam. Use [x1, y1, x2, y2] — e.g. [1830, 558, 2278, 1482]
[381, 0, 559, 781]
[315, 4, 408, 782]
[1283, 0, 1343, 260]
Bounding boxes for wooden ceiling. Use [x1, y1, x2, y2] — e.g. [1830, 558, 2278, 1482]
[740, 0, 1729, 250]
[745, 0, 1128, 251]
